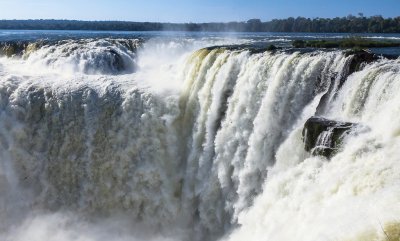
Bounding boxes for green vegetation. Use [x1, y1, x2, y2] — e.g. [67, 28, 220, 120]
[0, 14, 399, 32]
[292, 38, 400, 49]
[266, 45, 278, 51]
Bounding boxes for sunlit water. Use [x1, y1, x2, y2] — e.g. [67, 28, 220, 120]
[0, 30, 399, 241]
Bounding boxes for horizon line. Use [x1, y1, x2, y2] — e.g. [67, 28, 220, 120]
[1, 14, 398, 24]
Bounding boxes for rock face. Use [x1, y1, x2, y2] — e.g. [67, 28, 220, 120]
[0, 42, 27, 57]
[302, 117, 355, 158]
[345, 50, 379, 75]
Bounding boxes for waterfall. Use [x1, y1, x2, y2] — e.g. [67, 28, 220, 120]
[0, 38, 399, 241]
[226, 57, 400, 241]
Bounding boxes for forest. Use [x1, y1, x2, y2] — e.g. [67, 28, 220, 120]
[0, 15, 399, 33]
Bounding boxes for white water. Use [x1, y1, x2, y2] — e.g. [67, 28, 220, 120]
[0, 37, 399, 241]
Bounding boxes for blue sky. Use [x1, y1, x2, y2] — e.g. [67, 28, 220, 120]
[0, 0, 399, 22]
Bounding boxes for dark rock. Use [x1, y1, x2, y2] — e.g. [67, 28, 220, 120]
[108, 49, 125, 72]
[0, 40, 47, 57]
[302, 117, 356, 158]
[345, 49, 379, 76]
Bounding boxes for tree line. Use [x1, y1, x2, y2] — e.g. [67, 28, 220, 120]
[0, 15, 399, 33]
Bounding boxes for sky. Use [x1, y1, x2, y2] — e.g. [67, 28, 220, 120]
[0, 0, 399, 23]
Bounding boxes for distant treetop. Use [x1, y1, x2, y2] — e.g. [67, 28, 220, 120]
[0, 16, 399, 33]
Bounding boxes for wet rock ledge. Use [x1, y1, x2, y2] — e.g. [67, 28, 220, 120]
[302, 117, 357, 158]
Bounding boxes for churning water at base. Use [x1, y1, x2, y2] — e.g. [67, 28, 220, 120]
[0, 32, 399, 241]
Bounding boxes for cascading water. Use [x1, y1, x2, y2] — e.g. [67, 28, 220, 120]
[0, 35, 399, 241]
[226, 57, 400, 241]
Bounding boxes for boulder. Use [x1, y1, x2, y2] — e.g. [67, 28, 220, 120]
[302, 117, 356, 158]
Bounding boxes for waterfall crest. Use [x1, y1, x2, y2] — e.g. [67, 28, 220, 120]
[0, 39, 399, 241]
